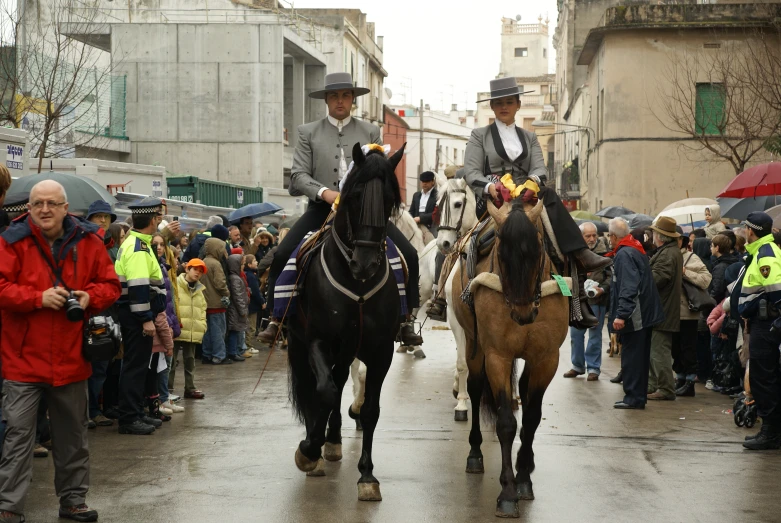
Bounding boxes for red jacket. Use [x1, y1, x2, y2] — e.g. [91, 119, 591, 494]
[0, 214, 121, 386]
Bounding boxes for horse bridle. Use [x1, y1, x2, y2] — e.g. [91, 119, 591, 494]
[332, 193, 388, 268]
[437, 188, 468, 234]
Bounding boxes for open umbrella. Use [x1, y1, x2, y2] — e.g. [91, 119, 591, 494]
[570, 210, 602, 221]
[228, 202, 283, 224]
[622, 213, 654, 229]
[7, 171, 117, 214]
[595, 205, 634, 219]
[658, 198, 718, 227]
[718, 162, 781, 199]
[574, 219, 608, 234]
[717, 196, 781, 220]
[766, 204, 781, 230]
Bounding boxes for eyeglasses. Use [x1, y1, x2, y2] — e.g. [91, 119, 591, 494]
[30, 201, 67, 210]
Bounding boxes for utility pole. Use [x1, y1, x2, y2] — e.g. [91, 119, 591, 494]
[418, 99, 424, 186]
[434, 138, 440, 173]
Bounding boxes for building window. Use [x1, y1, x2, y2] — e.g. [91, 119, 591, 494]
[695, 83, 726, 135]
[543, 48, 547, 58]
[515, 47, 528, 57]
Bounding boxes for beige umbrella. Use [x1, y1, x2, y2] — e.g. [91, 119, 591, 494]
[658, 198, 718, 227]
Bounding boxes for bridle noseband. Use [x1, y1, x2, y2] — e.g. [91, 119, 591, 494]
[437, 187, 468, 234]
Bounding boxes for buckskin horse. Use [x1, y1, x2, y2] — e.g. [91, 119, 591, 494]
[287, 143, 404, 502]
[449, 197, 569, 518]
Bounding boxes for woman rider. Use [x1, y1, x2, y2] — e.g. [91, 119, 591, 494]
[461, 77, 612, 327]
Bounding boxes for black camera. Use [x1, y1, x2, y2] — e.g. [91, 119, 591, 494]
[65, 293, 84, 322]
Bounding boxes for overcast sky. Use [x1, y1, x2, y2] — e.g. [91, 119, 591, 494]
[291, 0, 559, 111]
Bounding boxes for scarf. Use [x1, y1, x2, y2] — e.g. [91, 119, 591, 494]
[606, 234, 646, 257]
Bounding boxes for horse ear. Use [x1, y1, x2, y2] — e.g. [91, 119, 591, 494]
[353, 143, 366, 165]
[488, 198, 511, 227]
[388, 143, 406, 171]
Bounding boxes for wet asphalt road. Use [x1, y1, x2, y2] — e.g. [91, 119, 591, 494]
[25, 321, 781, 522]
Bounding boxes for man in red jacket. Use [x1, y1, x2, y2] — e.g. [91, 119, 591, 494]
[0, 180, 121, 523]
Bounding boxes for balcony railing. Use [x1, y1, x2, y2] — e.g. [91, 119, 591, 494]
[521, 94, 545, 107]
[502, 22, 548, 35]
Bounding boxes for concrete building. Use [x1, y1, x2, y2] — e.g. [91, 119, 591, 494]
[499, 16, 551, 79]
[389, 104, 474, 206]
[554, 1, 778, 214]
[22, 0, 328, 195]
[293, 9, 387, 124]
[383, 105, 409, 203]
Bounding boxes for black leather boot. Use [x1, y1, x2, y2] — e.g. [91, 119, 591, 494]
[426, 297, 448, 322]
[574, 247, 613, 272]
[742, 425, 781, 450]
[257, 320, 280, 344]
[610, 370, 623, 384]
[398, 321, 423, 346]
[675, 380, 695, 397]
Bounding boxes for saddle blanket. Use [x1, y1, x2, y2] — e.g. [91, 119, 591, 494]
[274, 232, 407, 319]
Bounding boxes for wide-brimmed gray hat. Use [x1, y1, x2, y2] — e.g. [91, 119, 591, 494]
[476, 77, 535, 103]
[309, 72, 370, 100]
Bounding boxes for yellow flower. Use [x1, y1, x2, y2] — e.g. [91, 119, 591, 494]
[367, 144, 385, 154]
[332, 193, 341, 212]
[500, 174, 539, 200]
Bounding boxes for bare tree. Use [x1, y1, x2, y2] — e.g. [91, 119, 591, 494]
[652, 28, 781, 175]
[0, 0, 124, 172]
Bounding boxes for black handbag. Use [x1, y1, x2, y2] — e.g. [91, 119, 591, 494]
[83, 315, 121, 362]
[682, 254, 716, 312]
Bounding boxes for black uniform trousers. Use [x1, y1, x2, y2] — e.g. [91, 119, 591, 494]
[117, 307, 154, 426]
[748, 319, 781, 429]
[267, 201, 420, 312]
[619, 327, 653, 407]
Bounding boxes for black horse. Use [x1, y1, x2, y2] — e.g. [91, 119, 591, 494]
[288, 143, 405, 502]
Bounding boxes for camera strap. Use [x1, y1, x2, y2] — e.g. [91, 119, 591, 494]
[31, 236, 73, 293]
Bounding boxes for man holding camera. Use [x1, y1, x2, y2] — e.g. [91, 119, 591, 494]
[0, 180, 121, 523]
[115, 197, 168, 436]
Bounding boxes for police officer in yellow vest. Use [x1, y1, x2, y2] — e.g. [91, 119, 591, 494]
[737, 212, 781, 450]
[115, 197, 168, 436]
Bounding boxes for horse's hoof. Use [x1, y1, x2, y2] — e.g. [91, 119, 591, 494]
[413, 348, 426, 359]
[348, 406, 363, 431]
[395, 345, 407, 353]
[323, 442, 343, 462]
[294, 448, 319, 473]
[465, 456, 484, 474]
[358, 482, 382, 501]
[516, 482, 535, 500]
[306, 458, 326, 477]
[454, 409, 468, 422]
[495, 499, 520, 518]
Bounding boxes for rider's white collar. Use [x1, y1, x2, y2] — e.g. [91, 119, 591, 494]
[328, 115, 352, 129]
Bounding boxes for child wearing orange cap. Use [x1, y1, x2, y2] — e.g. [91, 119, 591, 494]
[170, 259, 208, 399]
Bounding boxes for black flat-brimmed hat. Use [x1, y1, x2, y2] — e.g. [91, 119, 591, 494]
[309, 72, 370, 100]
[3, 192, 29, 213]
[476, 77, 535, 103]
[128, 197, 163, 215]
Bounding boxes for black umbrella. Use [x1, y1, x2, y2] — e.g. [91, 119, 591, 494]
[8, 172, 117, 215]
[717, 196, 781, 220]
[622, 213, 654, 229]
[574, 219, 608, 234]
[595, 206, 635, 219]
[228, 202, 283, 224]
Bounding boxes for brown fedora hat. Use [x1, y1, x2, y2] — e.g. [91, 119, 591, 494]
[649, 216, 680, 237]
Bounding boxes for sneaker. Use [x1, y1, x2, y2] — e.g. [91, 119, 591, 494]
[241, 351, 253, 358]
[118, 420, 155, 435]
[93, 414, 113, 427]
[161, 401, 184, 413]
[141, 416, 163, 428]
[0, 511, 24, 522]
[34, 443, 48, 458]
[169, 394, 181, 403]
[58, 503, 98, 522]
[211, 357, 223, 365]
[184, 389, 205, 399]
[248, 348, 260, 354]
[159, 405, 174, 416]
[227, 354, 246, 362]
[103, 407, 120, 419]
[87, 419, 97, 429]
[705, 380, 715, 390]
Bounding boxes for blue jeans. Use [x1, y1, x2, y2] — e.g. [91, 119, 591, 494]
[226, 330, 241, 357]
[202, 313, 227, 361]
[87, 360, 109, 419]
[158, 355, 172, 402]
[240, 331, 247, 353]
[569, 304, 606, 375]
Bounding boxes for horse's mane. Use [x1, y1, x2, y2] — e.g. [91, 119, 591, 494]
[340, 150, 402, 212]
[497, 201, 542, 305]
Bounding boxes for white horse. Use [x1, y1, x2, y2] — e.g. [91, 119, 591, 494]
[434, 178, 479, 421]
